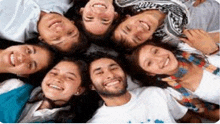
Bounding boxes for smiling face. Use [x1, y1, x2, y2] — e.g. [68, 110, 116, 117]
[38, 13, 80, 52]
[81, 0, 116, 35]
[0, 45, 51, 76]
[89, 58, 127, 97]
[41, 61, 82, 103]
[138, 45, 178, 76]
[114, 11, 160, 48]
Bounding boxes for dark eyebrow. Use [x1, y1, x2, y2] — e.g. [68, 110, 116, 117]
[93, 67, 102, 74]
[132, 38, 138, 44]
[122, 29, 128, 35]
[32, 46, 36, 54]
[109, 63, 119, 67]
[67, 72, 77, 78]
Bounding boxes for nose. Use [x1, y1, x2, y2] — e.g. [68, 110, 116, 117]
[55, 26, 64, 34]
[17, 53, 31, 64]
[105, 71, 114, 79]
[154, 55, 166, 69]
[54, 75, 63, 83]
[136, 26, 144, 33]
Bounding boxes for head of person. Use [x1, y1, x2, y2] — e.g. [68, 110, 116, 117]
[128, 42, 179, 79]
[80, 0, 118, 36]
[112, 11, 162, 49]
[38, 12, 89, 53]
[87, 52, 127, 97]
[41, 58, 89, 106]
[0, 44, 54, 77]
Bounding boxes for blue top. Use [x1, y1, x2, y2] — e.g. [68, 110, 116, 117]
[0, 83, 34, 123]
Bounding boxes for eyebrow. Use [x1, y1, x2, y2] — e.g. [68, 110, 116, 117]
[109, 63, 119, 67]
[67, 72, 77, 78]
[93, 67, 102, 74]
[32, 46, 36, 54]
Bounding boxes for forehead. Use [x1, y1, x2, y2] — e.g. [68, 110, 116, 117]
[90, 58, 119, 70]
[54, 61, 79, 72]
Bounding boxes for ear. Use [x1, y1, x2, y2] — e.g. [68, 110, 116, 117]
[90, 84, 96, 90]
[38, 36, 44, 42]
[17, 74, 29, 78]
[146, 72, 156, 77]
[125, 14, 131, 19]
[71, 20, 75, 24]
[75, 87, 85, 96]
[79, 8, 84, 15]
[114, 12, 119, 19]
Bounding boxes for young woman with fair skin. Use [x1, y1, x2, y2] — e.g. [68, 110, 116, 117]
[127, 40, 220, 121]
[78, 0, 205, 36]
[0, 44, 53, 77]
[79, 0, 118, 36]
[38, 12, 81, 52]
[0, 59, 90, 123]
[112, 0, 219, 51]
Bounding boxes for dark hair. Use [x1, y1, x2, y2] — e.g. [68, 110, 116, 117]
[126, 41, 177, 88]
[84, 51, 127, 87]
[52, 58, 101, 123]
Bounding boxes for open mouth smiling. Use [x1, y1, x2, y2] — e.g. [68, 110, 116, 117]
[9, 52, 15, 66]
[92, 3, 107, 9]
[104, 79, 121, 87]
[139, 21, 151, 31]
[48, 83, 64, 91]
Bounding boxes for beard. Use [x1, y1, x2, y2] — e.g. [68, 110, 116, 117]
[93, 78, 128, 97]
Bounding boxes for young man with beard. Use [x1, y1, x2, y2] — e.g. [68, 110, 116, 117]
[86, 52, 200, 123]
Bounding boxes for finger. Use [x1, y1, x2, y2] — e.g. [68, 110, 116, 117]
[198, 29, 209, 36]
[179, 38, 193, 46]
[183, 29, 193, 40]
[188, 29, 198, 37]
[193, 0, 200, 7]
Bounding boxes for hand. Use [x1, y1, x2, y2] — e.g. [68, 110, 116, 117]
[180, 29, 218, 55]
[193, 0, 206, 7]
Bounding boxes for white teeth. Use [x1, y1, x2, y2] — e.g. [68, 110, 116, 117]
[49, 84, 62, 90]
[10, 53, 15, 66]
[94, 4, 105, 8]
[140, 21, 150, 30]
[106, 81, 119, 86]
[164, 58, 169, 67]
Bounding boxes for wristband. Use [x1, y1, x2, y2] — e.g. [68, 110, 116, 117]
[208, 45, 219, 55]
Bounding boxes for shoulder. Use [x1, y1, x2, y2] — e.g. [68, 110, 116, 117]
[0, 78, 25, 94]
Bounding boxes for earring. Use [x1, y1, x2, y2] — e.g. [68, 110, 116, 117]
[75, 91, 79, 95]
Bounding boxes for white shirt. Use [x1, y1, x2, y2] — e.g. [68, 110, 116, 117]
[0, 0, 73, 42]
[88, 87, 188, 123]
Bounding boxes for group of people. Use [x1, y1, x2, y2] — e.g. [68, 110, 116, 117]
[0, 0, 219, 123]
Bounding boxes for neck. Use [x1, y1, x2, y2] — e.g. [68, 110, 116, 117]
[143, 10, 166, 26]
[37, 100, 52, 110]
[101, 91, 131, 106]
[177, 63, 203, 92]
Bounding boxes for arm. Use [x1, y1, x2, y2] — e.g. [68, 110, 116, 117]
[179, 110, 202, 123]
[193, 0, 206, 7]
[180, 29, 219, 55]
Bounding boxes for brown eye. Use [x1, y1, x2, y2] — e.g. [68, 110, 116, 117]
[154, 49, 158, 54]
[26, 47, 32, 54]
[87, 16, 93, 20]
[67, 31, 73, 35]
[126, 25, 131, 31]
[148, 61, 152, 66]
